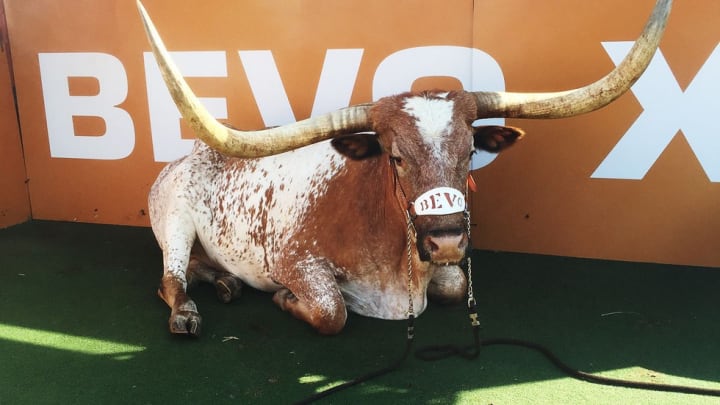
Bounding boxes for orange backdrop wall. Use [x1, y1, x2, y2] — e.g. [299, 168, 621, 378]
[0, 1, 28, 228]
[3, 0, 719, 267]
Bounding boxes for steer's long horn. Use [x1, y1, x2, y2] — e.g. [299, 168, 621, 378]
[472, 0, 672, 119]
[137, 0, 373, 158]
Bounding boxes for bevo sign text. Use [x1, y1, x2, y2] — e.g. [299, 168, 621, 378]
[38, 43, 720, 181]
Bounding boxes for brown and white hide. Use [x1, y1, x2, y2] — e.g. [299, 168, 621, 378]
[149, 90, 522, 335]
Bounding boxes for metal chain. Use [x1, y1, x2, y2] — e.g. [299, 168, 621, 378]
[405, 209, 415, 318]
[390, 157, 416, 321]
[464, 208, 480, 327]
[464, 209, 475, 305]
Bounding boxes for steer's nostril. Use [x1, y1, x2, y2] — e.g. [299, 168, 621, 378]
[425, 233, 465, 254]
[418, 225, 468, 263]
[428, 228, 464, 239]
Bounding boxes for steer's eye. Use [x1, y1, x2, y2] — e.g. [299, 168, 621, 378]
[390, 156, 404, 167]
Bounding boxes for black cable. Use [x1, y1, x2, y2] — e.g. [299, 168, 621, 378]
[294, 306, 720, 404]
[291, 315, 416, 405]
[294, 260, 720, 402]
[422, 300, 720, 397]
[480, 337, 720, 397]
[414, 330, 720, 397]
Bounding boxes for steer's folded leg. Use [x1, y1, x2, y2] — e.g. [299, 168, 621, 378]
[272, 258, 347, 335]
[214, 274, 243, 304]
[186, 255, 244, 304]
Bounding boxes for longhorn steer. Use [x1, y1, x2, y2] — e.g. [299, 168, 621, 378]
[137, 0, 672, 336]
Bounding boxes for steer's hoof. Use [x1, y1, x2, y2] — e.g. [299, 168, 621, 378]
[272, 288, 298, 310]
[215, 276, 242, 304]
[169, 311, 202, 337]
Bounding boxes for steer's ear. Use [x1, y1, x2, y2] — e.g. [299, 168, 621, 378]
[473, 125, 525, 153]
[331, 133, 383, 160]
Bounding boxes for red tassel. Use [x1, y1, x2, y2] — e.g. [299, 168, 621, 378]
[467, 173, 477, 192]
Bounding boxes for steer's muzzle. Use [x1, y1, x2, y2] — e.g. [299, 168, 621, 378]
[418, 225, 469, 264]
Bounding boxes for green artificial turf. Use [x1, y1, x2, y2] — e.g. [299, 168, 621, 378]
[1, 221, 719, 404]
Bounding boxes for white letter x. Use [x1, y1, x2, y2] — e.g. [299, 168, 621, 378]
[592, 42, 720, 182]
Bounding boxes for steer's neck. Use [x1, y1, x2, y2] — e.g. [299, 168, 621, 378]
[298, 154, 408, 272]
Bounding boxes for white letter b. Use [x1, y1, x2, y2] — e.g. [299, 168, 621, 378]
[39, 52, 134, 159]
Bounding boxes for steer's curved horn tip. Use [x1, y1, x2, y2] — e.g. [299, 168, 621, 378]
[136, 1, 146, 18]
[136, 1, 152, 34]
[472, 0, 672, 120]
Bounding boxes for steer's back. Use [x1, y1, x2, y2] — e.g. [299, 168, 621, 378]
[149, 140, 346, 291]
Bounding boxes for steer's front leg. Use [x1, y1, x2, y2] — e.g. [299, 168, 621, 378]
[272, 257, 347, 335]
[158, 274, 202, 336]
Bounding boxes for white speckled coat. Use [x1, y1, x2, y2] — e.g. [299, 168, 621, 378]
[149, 91, 523, 335]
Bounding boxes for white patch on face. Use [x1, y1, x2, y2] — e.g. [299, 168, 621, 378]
[402, 96, 455, 162]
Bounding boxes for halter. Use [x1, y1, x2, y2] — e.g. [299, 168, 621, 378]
[389, 158, 481, 343]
